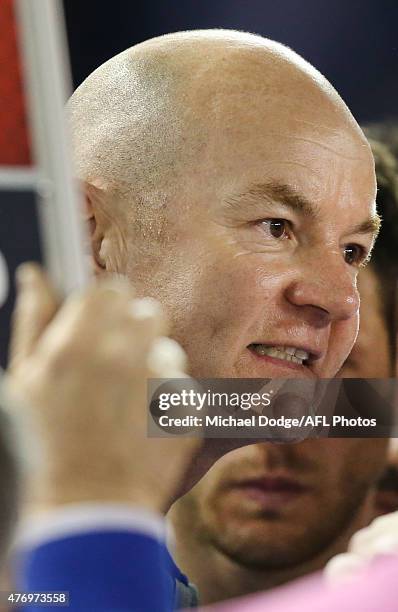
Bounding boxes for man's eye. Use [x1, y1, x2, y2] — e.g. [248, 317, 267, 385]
[344, 244, 367, 266]
[260, 219, 289, 239]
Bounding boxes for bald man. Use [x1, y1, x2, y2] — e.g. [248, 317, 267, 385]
[65, 29, 380, 607]
[68, 30, 377, 382]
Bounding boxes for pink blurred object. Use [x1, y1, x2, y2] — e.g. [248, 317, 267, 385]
[206, 555, 398, 612]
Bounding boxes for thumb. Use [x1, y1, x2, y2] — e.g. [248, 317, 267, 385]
[8, 263, 59, 370]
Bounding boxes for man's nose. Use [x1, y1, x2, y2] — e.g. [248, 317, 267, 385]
[284, 256, 359, 327]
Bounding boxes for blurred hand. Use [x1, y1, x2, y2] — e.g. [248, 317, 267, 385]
[325, 509, 398, 584]
[5, 264, 199, 514]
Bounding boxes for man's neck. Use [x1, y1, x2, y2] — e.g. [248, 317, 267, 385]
[170, 494, 375, 606]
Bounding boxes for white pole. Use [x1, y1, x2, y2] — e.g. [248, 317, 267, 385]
[15, 0, 88, 294]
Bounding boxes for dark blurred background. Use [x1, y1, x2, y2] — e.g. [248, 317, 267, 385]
[63, 0, 398, 124]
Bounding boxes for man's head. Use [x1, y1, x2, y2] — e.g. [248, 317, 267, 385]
[68, 30, 378, 379]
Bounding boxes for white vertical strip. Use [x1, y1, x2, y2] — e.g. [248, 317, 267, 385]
[15, 0, 89, 294]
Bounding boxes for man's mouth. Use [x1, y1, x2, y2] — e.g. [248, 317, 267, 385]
[231, 475, 310, 510]
[249, 344, 312, 366]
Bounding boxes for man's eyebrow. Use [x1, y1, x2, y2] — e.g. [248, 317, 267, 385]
[224, 181, 321, 218]
[225, 181, 381, 238]
[347, 215, 381, 239]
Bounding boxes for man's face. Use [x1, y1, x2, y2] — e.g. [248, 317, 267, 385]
[127, 68, 377, 379]
[172, 439, 387, 569]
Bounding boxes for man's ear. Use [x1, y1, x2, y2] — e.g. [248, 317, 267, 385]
[84, 182, 108, 274]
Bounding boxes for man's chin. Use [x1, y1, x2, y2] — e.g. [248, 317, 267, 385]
[211, 531, 317, 571]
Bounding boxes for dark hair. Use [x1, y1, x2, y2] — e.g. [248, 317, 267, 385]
[363, 124, 398, 365]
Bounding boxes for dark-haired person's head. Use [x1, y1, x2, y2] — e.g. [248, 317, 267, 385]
[353, 124, 398, 519]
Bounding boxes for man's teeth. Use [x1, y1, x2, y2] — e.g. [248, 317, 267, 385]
[252, 345, 310, 365]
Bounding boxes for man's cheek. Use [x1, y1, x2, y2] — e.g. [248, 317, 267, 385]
[331, 316, 360, 372]
[225, 271, 274, 324]
[346, 312, 360, 355]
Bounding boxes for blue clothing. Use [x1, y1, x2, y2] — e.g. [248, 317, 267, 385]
[17, 529, 197, 611]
